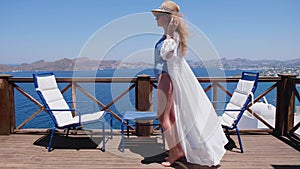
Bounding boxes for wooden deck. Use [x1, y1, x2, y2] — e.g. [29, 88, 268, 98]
[0, 133, 299, 169]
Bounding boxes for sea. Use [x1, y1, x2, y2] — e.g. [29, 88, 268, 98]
[2, 68, 299, 129]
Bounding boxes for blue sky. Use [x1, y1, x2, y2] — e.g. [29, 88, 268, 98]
[0, 0, 299, 64]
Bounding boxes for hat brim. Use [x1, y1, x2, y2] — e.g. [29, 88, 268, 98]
[151, 9, 172, 16]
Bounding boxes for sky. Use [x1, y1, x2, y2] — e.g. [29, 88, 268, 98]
[0, 0, 299, 64]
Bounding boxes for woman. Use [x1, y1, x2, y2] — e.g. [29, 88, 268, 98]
[152, 1, 228, 167]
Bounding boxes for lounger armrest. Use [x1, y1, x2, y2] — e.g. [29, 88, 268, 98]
[66, 101, 97, 111]
[212, 101, 229, 103]
[50, 108, 83, 124]
[215, 108, 243, 112]
[66, 101, 93, 104]
[46, 108, 76, 112]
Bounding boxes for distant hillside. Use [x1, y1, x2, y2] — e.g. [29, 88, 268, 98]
[220, 58, 300, 69]
[0, 57, 152, 72]
[189, 57, 300, 69]
[0, 57, 299, 72]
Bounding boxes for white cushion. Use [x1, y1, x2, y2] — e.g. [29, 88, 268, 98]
[57, 111, 105, 127]
[221, 103, 240, 127]
[36, 75, 58, 91]
[221, 112, 235, 127]
[75, 111, 105, 123]
[36, 75, 74, 127]
[235, 79, 254, 94]
[230, 92, 249, 108]
[55, 112, 75, 127]
[46, 99, 74, 127]
[224, 103, 241, 118]
[41, 89, 64, 103]
[221, 79, 255, 127]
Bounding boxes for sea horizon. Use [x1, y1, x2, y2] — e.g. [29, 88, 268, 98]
[1, 67, 245, 78]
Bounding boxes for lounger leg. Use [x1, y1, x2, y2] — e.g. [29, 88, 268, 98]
[110, 113, 113, 139]
[102, 122, 106, 152]
[121, 120, 125, 152]
[126, 120, 129, 138]
[66, 128, 70, 137]
[48, 127, 55, 152]
[236, 128, 244, 153]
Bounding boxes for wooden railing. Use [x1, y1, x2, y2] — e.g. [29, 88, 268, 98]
[287, 76, 300, 137]
[0, 74, 299, 140]
[199, 76, 280, 131]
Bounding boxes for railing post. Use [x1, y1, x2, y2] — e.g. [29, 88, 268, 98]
[135, 74, 153, 136]
[0, 74, 15, 135]
[71, 82, 76, 117]
[274, 74, 296, 136]
[213, 82, 218, 109]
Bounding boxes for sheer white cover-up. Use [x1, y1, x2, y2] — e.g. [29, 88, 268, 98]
[159, 33, 228, 166]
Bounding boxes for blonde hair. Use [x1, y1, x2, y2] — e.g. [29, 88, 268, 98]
[172, 14, 188, 56]
[176, 17, 188, 56]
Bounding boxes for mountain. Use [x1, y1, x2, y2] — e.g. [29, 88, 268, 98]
[0, 57, 153, 72]
[219, 58, 300, 70]
[0, 57, 299, 72]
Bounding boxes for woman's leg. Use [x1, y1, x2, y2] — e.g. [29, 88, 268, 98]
[156, 73, 184, 167]
[161, 101, 185, 167]
[157, 73, 174, 135]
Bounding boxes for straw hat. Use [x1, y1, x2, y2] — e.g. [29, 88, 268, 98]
[151, 0, 180, 16]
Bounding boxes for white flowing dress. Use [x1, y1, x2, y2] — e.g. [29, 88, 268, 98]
[157, 33, 228, 166]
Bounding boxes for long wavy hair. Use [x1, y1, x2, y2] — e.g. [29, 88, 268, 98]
[173, 14, 188, 56]
[177, 17, 188, 56]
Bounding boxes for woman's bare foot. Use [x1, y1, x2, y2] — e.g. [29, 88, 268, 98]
[161, 148, 185, 167]
[161, 161, 172, 167]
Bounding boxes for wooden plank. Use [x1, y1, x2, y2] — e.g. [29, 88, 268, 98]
[0, 134, 299, 169]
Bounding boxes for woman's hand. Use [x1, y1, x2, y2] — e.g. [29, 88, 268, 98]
[167, 17, 179, 37]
